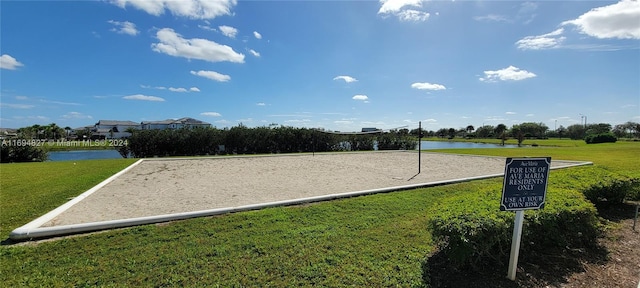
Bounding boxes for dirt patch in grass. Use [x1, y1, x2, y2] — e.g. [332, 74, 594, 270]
[425, 203, 640, 288]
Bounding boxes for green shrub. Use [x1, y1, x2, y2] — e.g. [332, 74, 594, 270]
[0, 140, 48, 163]
[427, 181, 599, 271]
[377, 133, 417, 150]
[626, 179, 640, 202]
[585, 133, 617, 144]
[551, 166, 640, 204]
[426, 188, 512, 269]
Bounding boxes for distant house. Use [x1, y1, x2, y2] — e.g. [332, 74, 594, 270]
[361, 127, 381, 133]
[141, 117, 211, 130]
[141, 119, 174, 130]
[0, 128, 17, 139]
[93, 120, 141, 139]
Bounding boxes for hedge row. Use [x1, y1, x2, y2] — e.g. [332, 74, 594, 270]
[426, 185, 598, 270]
[585, 133, 617, 144]
[425, 166, 640, 272]
[552, 166, 640, 203]
[119, 126, 417, 158]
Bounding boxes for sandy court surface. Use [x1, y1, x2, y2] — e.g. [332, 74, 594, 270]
[43, 152, 578, 227]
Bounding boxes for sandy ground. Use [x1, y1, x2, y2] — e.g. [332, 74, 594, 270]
[43, 152, 581, 227]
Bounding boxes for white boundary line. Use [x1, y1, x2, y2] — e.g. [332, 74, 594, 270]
[9, 157, 592, 241]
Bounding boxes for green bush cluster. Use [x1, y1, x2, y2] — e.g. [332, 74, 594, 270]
[425, 166, 640, 274]
[426, 183, 598, 271]
[0, 140, 48, 163]
[584, 133, 617, 144]
[377, 133, 417, 150]
[123, 126, 416, 158]
[553, 166, 640, 204]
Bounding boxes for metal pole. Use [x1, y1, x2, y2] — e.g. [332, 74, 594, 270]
[418, 121, 421, 174]
[633, 204, 639, 231]
[507, 210, 525, 280]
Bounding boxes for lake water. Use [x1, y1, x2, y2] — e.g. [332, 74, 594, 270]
[48, 150, 124, 161]
[48, 141, 516, 161]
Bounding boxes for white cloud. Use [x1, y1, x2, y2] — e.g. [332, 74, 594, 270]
[411, 82, 446, 91]
[0, 54, 24, 70]
[516, 28, 566, 50]
[219, 25, 238, 38]
[110, 0, 237, 20]
[0, 103, 34, 109]
[40, 99, 82, 106]
[285, 119, 311, 124]
[107, 20, 139, 36]
[518, 2, 538, 24]
[256, 102, 266, 106]
[397, 9, 430, 22]
[474, 14, 509, 22]
[200, 112, 222, 117]
[378, 0, 423, 14]
[190, 70, 231, 82]
[253, 31, 262, 39]
[169, 87, 188, 92]
[142, 85, 199, 92]
[122, 94, 165, 101]
[198, 25, 217, 32]
[249, 49, 260, 57]
[378, 0, 430, 22]
[152, 28, 245, 63]
[62, 112, 93, 119]
[334, 120, 354, 125]
[506, 111, 517, 115]
[562, 0, 640, 39]
[480, 66, 536, 82]
[333, 75, 358, 83]
[352, 95, 369, 101]
[15, 96, 28, 100]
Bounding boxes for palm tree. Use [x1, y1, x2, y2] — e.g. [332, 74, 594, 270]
[466, 125, 474, 134]
[494, 124, 507, 137]
[64, 126, 71, 139]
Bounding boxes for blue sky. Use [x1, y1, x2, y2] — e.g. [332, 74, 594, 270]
[1, 0, 639, 132]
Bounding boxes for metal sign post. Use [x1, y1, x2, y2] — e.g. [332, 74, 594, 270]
[501, 157, 551, 281]
[418, 121, 421, 174]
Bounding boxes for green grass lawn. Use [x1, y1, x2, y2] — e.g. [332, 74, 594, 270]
[422, 136, 600, 147]
[0, 141, 638, 286]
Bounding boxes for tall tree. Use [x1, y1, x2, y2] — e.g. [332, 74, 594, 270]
[466, 125, 475, 134]
[494, 124, 507, 137]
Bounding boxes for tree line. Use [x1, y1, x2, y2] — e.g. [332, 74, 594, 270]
[117, 125, 417, 158]
[2, 121, 638, 162]
[409, 121, 640, 143]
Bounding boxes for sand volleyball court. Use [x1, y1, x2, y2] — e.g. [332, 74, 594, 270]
[11, 151, 590, 240]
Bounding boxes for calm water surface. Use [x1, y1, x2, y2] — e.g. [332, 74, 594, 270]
[48, 150, 123, 161]
[48, 141, 517, 161]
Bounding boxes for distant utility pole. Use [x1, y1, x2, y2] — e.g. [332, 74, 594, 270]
[579, 114, 587, 128]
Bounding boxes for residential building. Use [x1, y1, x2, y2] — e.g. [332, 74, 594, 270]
[141, 117, 211, 130]
[93, 120, 141, 139]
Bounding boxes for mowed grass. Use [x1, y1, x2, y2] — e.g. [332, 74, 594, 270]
[0, 159, 137, 237]
[430, 140, 640, 178]
[0, 140, 638, 286]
